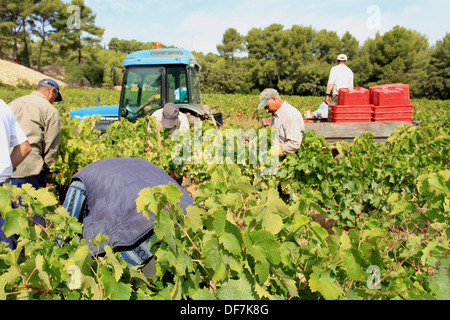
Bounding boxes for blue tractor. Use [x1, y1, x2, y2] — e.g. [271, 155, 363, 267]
[69, 47, 222, 132]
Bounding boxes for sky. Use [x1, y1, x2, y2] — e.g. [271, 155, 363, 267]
[82, 0, 450, 54]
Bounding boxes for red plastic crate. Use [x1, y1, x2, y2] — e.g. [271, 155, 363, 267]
[369, 83, 410, 105]
[373, 104, 413, 114]
[331, 105, 373, 113]
[373, 113, 412, 120]
[373, 117, 412, 122]
[331, 118, 372, 123]
[330, 111, 372, 119]
[372, 88, 410, 106]
[372, 112, 412, 122]
[338, 87, 370, 105]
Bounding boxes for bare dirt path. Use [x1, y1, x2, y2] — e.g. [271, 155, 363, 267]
[0, 59, 66, 88]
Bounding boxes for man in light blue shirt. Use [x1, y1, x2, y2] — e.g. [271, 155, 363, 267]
[257, 88, 305, 156]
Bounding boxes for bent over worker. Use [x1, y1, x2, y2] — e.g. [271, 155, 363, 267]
[62, 157, 194, 277]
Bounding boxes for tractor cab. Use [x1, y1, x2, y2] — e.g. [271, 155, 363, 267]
[119, 48, 203, 122]
[69, 47, 222, 132]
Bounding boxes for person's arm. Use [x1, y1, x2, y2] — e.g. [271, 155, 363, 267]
[6, 102, 31, 171]
[11, 140, 31, 171]
[43, 111, 61, 170]
[278, 114, 304, 155]
[349, 70, 354, 90]
[325, 68, 336, 105]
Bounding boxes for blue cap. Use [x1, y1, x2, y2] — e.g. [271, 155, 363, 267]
[38, 78, 63, 101]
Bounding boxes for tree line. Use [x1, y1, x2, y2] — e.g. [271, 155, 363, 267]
[1, 0, 449, 99]
[200, 25, 449, 100]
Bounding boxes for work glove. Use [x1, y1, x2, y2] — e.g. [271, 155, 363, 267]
[269, 145, 283, 156]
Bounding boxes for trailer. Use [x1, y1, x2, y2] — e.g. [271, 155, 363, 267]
[303, 120, 419, 144]
[264, 84, 418, 144]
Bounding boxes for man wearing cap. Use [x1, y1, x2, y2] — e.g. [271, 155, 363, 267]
[324, 54, 354, 106]
[258, 88, 305, 156]
[151, 103, 189, 134]
[7, 78, 62, 190]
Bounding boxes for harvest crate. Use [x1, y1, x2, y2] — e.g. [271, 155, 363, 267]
[331, 105, 373, 113]
[373, 104, 414, 114]
[330, 118, 372, 123]
[330, 104, 373, 123]
[372, 104, 413, 122]
[373, 116, 413, 122]
[369, 83, 410, 105]
[373, 112, 413, 122]
[372, 88, 410, 106]
[330, 111, 373, 119]
[338, 87, 370, 105]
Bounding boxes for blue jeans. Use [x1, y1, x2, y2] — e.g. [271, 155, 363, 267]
[313, 102, 329, 119]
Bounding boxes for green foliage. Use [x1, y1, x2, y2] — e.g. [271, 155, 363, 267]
[424, 32, 450, 100]
[216, 28, 245, 60]
[2, 1, 449, 99]
[363, 26, 430, 97]
[1, 162, 447, 300]
[0, 183, 146, 300]
[279, 125, 449, 227]
[0, 89, 448, 300]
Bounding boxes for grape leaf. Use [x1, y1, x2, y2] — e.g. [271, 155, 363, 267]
[0, 189, 11, 212]
[100, 266, 132, 300]
[429, 263, 450, 300]
[185, 205, 204, 232]
[217, 278, 257, 300]
[3, 209, 29, 238]
[192, 287, 217, 300]
[342, 250, 365, 281]
[248, 230, 281, 265]
[104, 245, 124, 282]
[27, 186, 58, 207]
[309, 266, 343, 300]
[164, 182, 183, 205]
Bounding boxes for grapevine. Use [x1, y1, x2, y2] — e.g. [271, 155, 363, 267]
[0, 90, 448, 300]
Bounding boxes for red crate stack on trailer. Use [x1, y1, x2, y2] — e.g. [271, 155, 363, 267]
[330, 87, 373, 122]
[328, 83, 413, 123]
[369, 83, 413, 122]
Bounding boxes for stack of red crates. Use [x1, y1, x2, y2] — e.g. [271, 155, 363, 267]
[369, 83, 413, 122]
[330, 87, 372, 122]
[330, 83, 413, 123]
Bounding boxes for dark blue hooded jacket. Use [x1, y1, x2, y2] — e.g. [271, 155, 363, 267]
[69, 157, 193, 255]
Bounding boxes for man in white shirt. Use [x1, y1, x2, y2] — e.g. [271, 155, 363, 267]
[325, 54, 354, 106]
[257, 88, 305, 156]
[0, 99, 31, 185]
[1, 99, 31, 249]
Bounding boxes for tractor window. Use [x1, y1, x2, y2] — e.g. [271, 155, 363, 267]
[190, 67, 201, 105]
[167, 66, 188, 103]
[121, 67, 163, 122]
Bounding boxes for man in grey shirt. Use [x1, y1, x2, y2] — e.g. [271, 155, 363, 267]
[257, 88, 305, 156]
